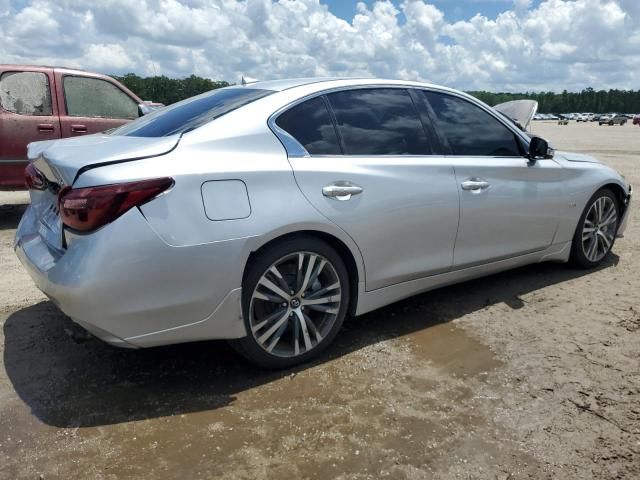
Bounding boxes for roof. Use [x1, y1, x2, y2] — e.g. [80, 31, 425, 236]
[242, 77, 349, 91]
[242, 76, 452, 94]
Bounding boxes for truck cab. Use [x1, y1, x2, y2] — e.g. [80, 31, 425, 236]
[0, 65, 144, 189]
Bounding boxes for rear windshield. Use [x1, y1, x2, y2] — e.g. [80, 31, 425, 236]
[111, 87, 273, 137]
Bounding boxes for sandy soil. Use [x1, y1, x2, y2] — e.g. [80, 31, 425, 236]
[0, 121, 638, 479]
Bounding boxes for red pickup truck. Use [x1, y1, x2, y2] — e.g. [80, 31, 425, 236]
[0, 65, 145, 189]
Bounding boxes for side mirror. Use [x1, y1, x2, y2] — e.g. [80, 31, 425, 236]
[528, 136, 553, 162]
[138, 103, 153, 116]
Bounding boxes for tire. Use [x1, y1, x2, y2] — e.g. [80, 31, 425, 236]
[230, 236, 350, 369]
[609, 121, 614, 126]
[570, 189, 619, 269]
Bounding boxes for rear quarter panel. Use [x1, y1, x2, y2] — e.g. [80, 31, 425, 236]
[73, 107, 366, 290]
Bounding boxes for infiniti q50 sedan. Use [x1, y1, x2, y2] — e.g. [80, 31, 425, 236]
[15, 78, 632, 368]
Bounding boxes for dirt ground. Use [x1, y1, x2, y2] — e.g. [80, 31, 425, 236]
[0, 121, 638, 480]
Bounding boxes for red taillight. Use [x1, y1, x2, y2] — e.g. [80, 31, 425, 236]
[58, 177, 174, 232]
[25, 163, 47, 190]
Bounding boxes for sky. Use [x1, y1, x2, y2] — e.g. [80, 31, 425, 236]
[0, 0, 638, 92]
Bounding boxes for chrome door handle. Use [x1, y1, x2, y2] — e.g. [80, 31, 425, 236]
[461, 179, 490, 191]
[322, 182, 363, 201]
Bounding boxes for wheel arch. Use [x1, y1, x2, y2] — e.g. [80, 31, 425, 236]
[243, 230, 363, 316]
[600, 182, 629, 216]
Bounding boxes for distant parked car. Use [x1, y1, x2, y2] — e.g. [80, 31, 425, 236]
[633, 114, 640, 126]
[599, 114, 627, 126]
[0, 64, 147, 190]
[576, 114, 589, 122]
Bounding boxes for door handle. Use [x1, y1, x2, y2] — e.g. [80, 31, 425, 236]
[322, 182, 363, 201]
[71, 124, 88, 133]
[37, 123, 55, 132]
[461, 179, 490, 191]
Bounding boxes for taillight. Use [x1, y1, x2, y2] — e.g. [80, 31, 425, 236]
[25, 163, 47, 190]
[58, 177, 174, 232]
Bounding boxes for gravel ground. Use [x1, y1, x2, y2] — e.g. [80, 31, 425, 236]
[0, 121, 638, 479]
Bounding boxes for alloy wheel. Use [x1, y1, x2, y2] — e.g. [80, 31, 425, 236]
[248, 251, 342, 358]
[581, 196, 617, 263]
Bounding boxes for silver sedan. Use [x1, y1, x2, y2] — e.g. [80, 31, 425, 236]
[15, 78, 632, 368]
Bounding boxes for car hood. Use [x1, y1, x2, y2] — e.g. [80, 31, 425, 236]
[494, 100, 538, 130]
[554, 151, 602, 164]
[27, 133, 180, 186]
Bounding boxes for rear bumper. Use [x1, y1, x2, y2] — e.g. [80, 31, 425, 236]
[14, 206, 248, 347]
[617, 184, 632, 238]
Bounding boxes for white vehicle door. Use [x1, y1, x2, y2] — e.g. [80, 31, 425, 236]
[274, 87, 460, 291]
[419, 90, 567, 268]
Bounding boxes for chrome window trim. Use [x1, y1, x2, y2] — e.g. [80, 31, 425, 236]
[267, 83, 532, 159]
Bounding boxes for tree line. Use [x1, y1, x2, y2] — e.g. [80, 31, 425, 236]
[469, 88, 640, 113]
[112, 73, 230, 106]
[114, 73, 640, 114]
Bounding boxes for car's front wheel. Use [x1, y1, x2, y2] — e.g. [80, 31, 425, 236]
[570, 189, 619, 269]
[231, 236, 350, 368]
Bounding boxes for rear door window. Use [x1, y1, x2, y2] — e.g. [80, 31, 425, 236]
[423, 91, 522, 157]
[326, 88, 430, 155]
[275, 96, 341, 155]
[64, 76, 139, 120]
[0, 71, 53, 116]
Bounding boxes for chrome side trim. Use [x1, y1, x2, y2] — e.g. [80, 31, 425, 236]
[268, 120, 310, 158]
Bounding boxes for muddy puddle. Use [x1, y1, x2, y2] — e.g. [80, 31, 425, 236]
[2, 303, 510, 479]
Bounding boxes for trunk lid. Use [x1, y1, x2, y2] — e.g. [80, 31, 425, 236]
[27, 133, 180, 186]
[25, 133, 179, 252]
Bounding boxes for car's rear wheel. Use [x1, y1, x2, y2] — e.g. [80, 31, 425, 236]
[570, 189, 619, 269]
[231, 236, 350, 369]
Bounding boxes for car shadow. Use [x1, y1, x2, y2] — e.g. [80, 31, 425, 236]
[2, 253, 619, 428]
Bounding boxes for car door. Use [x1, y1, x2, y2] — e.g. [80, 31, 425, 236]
[55, 74, 140, 137]
[274, 87, 460, 291]
[0, 69, 61, 188]
[420, 90, 567, 268]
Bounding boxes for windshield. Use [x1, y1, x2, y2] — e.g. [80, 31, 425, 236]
[111, 87, 274, 137]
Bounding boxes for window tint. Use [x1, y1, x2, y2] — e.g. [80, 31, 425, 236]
[0, 71, 52, 116]
[327, 88, 430, 155]
[275, 96, 341, 155]
[111, 87, 273, 137]
[64, 76, 139, 120]
[423, 91, 522, 156]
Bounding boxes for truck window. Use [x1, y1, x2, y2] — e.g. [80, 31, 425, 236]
[0, 71, 53, 116]
[63, 76, 138, 120]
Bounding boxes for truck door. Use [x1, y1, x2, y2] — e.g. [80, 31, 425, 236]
[54, 73, 140, 137]
[0, 69, 61, 188]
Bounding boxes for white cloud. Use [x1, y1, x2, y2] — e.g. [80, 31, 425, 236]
[0, 0, 638, 91]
